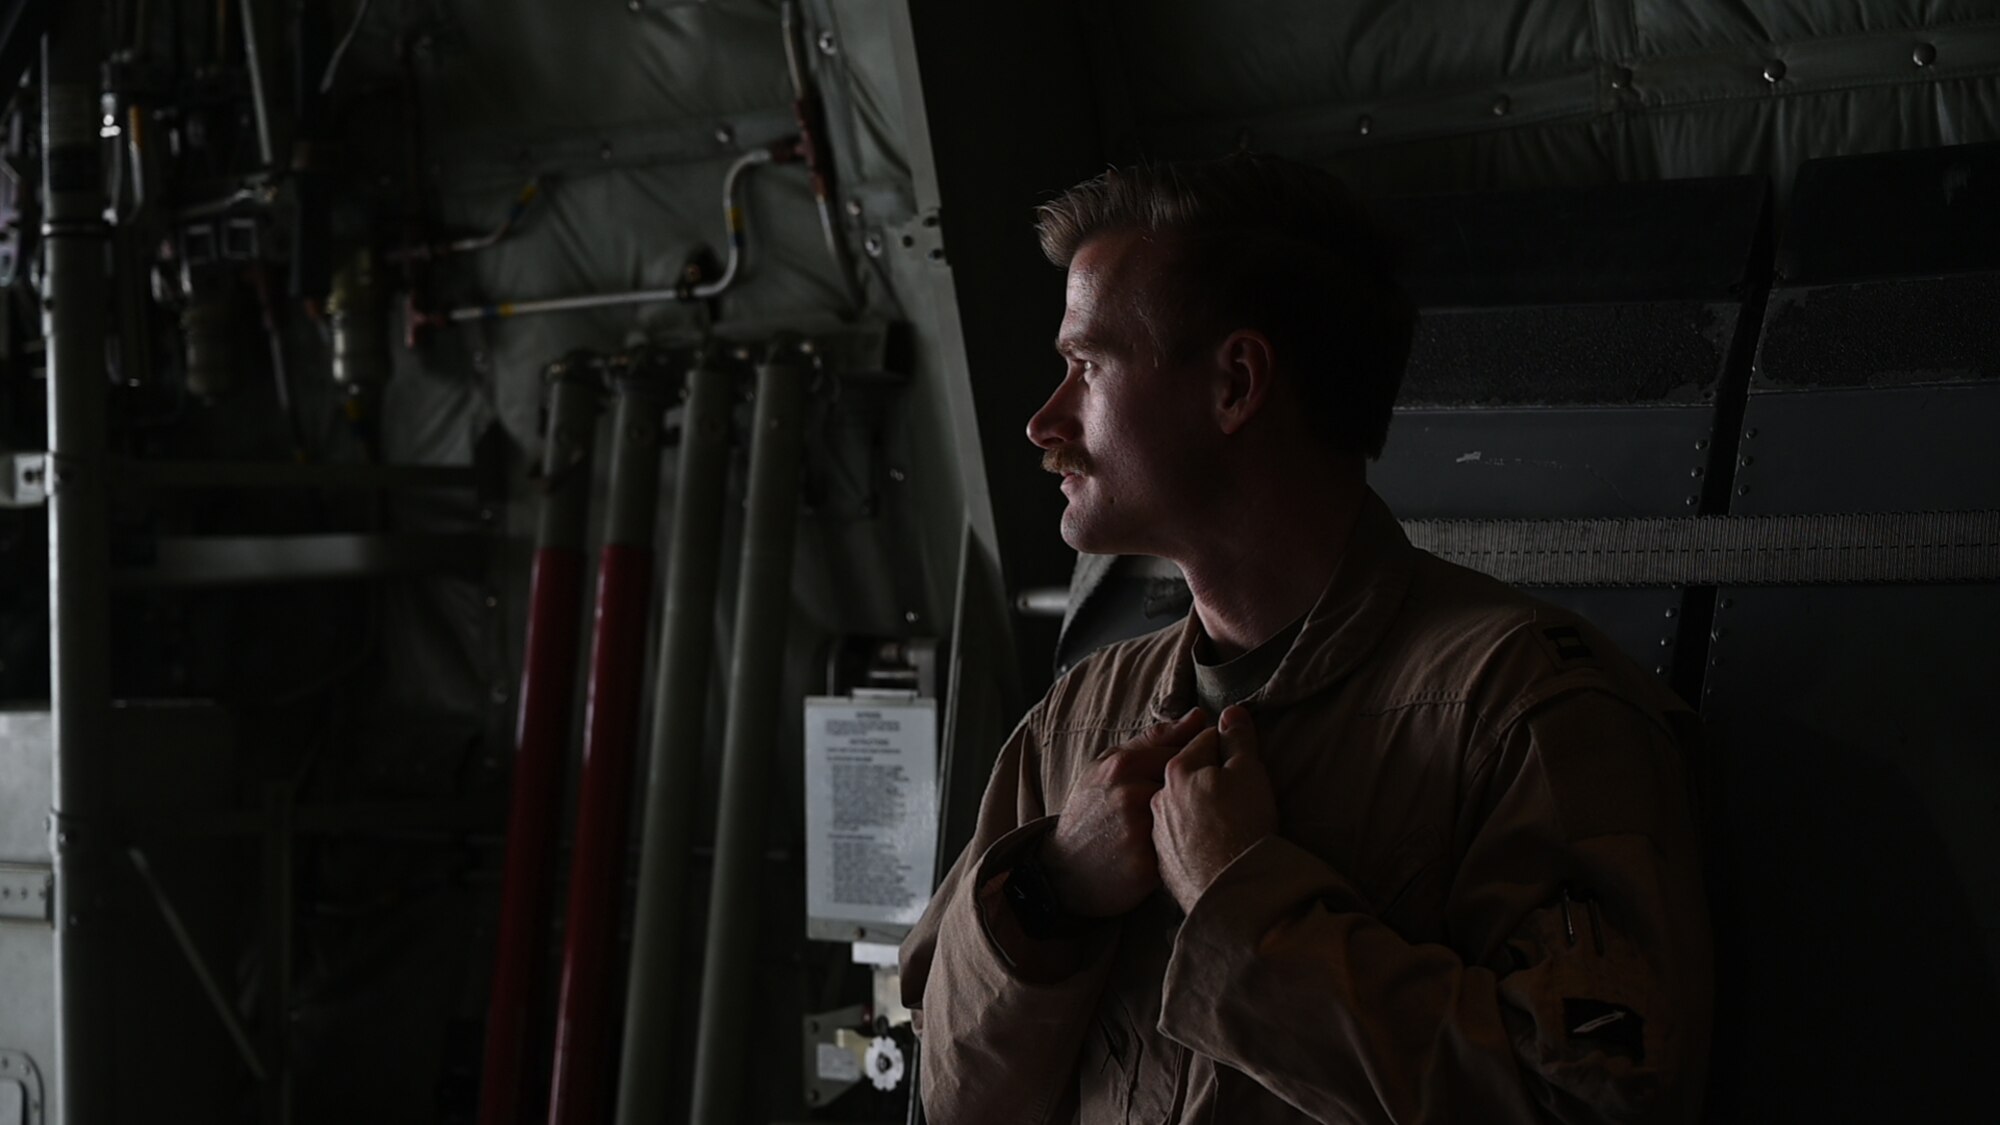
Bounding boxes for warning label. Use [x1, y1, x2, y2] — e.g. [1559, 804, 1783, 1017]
[804, 697, 938, 929]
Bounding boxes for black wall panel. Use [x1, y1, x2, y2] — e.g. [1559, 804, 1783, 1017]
[1700, 142, 2000, 1122]
[1373, 175, 1770, 687]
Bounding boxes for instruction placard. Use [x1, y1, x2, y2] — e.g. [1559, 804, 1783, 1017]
[804, 695, 939, 931]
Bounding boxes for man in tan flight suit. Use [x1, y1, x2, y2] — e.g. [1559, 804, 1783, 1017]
[900, 154, 1712, 1124]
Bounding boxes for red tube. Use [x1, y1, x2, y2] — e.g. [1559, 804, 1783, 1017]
[479, 547, 587, 1125]
[546, 543, 655, 1125]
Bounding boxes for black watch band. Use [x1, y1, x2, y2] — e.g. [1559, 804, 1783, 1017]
[1004, 847, 1081, 941]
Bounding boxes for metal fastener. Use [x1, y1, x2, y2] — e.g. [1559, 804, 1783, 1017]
[863, 234, 884, 257]
[903, 610, 919, 624]
[1913, 42, 1937, 68]
[1491, 94, 1511, 116]
[714, 124, 735, 146]
[1357, 115, 1372, 136]
[1763, 59, 1787, 83]
[817, 30, 838, 56]
[1611, 65, 1634, 90]
[846, 199, 864, 218]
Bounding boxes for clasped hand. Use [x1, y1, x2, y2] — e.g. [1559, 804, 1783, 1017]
[1040, 705, 1277, 917]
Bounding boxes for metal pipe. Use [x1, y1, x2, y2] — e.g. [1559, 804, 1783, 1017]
[236, 0, 277, 168]
[1014, 586, 1071, 617]
[43, 18, 115, 1122]
[545, 373, 673, 1125]
[444, 149, 775, 324]
[477, 367, 603, 1125]
[263, 781, 295, 1125]
[128, 848, 269, 1081]
[614, 356, 738, 1125]
[690, 348, 810, 1125]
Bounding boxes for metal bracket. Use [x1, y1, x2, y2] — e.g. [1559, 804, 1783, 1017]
[893, 209, 947, 269]
[0, 1048, 46, 1125]
[0, 863, 51, 923]
[0, 453, 46, 508]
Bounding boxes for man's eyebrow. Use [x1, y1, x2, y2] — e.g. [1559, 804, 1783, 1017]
[1055, 332, 1101, 355]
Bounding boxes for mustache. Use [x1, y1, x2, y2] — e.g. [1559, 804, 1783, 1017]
[1042, 448, 1089, 475]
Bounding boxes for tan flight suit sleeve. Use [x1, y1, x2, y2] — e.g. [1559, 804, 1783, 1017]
[899, 712, 1121, 1125]
[1158, 681, 1712, 1125]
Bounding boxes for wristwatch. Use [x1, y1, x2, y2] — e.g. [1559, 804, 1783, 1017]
[1004, 846, 1081, 941]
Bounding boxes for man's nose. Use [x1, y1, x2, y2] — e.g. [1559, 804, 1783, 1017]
[1026, 376, 1079, 450]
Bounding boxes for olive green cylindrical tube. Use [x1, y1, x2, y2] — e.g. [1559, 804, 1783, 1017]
[689, 351, 810, 1125]
[615, 358, 737, 1125]
[44, 20, 116, 1124]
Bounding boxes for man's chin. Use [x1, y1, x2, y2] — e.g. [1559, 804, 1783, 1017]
[1059, 509, 1126, 556]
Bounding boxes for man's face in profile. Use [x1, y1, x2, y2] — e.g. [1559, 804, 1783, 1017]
[1028, 230, 1218, 558]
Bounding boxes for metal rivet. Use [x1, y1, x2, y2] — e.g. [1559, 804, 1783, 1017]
[1654, 665, 1666, 675]
[1913, 42, 1937, 68]
[904, 610, 919, 623]
[1740, 455, 1755, 467]
[1611, 65, 1634, 90]
[1684, 496, 1697, 507]
[714, 124, 734, 146]
[1763, 59, 1787, 83]
[817, 30, 838, 55]
[863, 234, 883, 258]
[1690, 467, 1704, 478]
[1357, 115, 1372, 136]
[1491, 94, 1511, 116]
[1744, 428, 1758, 439]
[927, 248, 945, 263]
[1694, 439, 1708, 451]
[1665, 607, 1678, 618]
[846, 199, 864, 218]
[1737, 484, 1751, 496]
[887, 467, 906, 482]
[1660, 637, 1672, 647]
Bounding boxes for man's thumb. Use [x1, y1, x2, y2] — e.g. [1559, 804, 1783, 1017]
[1218, 705, 1259, 763]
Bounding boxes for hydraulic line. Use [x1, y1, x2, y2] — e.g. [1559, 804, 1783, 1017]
[476, 365, 603, 1125]
[443, 148, 777, 324]
[781, 1, 865, 315]
[389, 177, 542, 265]
[690, 347, 810, 1125]
[545, 371, 674, 1125]
[236, 0, 278, 169]
[613, 356, 738, 1125]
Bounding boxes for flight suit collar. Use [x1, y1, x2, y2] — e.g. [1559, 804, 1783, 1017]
[1147, 488, 1417, 719]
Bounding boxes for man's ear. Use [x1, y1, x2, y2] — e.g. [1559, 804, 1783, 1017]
[1212, 329, 1276, 436]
